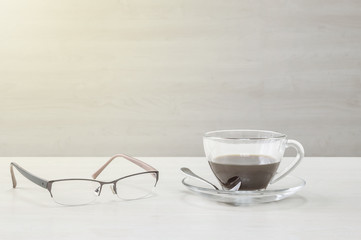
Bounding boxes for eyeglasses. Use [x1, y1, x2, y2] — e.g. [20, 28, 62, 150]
[10, 154, 159, 206]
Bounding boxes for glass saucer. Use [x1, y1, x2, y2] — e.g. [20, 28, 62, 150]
[182, 175, 305, 205]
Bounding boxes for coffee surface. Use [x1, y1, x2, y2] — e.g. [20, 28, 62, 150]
[209, 155, 280, 191]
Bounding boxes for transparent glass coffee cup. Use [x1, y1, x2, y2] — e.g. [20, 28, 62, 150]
[203, 130, 304, 191]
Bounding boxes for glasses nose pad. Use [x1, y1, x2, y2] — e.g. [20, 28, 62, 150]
[94, 186, 101, 196]
[110, 185, 117, 194]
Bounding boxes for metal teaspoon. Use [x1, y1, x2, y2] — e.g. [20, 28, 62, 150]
[181, 167, 242, 191]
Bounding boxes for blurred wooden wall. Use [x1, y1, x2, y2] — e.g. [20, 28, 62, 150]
[0, 0, 360, 156]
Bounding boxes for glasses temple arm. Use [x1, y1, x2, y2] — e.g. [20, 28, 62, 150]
[10, 162, 49, 189]
[92, 154, 158, 179]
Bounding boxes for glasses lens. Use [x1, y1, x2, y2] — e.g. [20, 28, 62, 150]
[116, 172, 157, 200]
[51, 180, 101, 205]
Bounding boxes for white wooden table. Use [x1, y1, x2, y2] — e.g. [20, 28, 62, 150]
[0, 157, 360, 240]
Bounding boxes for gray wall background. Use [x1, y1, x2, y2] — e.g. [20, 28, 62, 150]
[0, 0, 360, 157]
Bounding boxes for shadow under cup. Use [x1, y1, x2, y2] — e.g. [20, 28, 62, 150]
[203, 130, 304, 191]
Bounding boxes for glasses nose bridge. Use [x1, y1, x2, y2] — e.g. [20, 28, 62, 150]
[98, 181, 117, 195]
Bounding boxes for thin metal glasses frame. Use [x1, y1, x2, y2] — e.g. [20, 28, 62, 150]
[10, 153, 159, 202]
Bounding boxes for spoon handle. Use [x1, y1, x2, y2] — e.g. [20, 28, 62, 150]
[180, 167, 219, 190]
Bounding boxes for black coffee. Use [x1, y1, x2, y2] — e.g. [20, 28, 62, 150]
[209, 155, 280, 191]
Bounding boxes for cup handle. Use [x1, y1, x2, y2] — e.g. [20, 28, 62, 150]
[270, 139, 304, 184]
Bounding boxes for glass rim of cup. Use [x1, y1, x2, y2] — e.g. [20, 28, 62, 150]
[203, 129, 287, 141]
